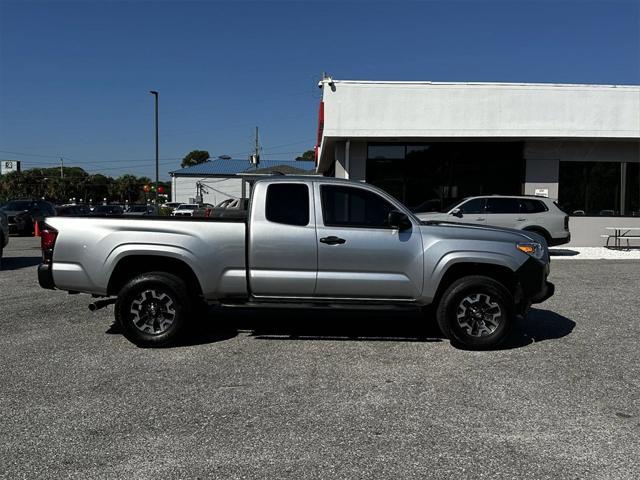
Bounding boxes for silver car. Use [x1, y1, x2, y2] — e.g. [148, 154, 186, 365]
[416, 195, 570, 246]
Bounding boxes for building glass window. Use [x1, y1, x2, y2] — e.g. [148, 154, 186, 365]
[367, 145, 405, 160]
[366, 142, 524, 213]
[558, 162, 621, 216]
[626, 163, 640, 216]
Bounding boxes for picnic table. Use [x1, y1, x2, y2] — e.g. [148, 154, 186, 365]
[603, 227, 640, 249]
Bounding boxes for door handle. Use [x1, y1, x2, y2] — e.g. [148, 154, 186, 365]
[475, 217, 485, 221]
[320, 236, 346, 245]
[516, 217, 526, 221]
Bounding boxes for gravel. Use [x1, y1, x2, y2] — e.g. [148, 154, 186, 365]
[1, 237, 639, 479]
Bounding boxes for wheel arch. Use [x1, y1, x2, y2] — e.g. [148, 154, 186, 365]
[107, 255, 203, 298]
[432, 262, 518, 305]
[522, 225, 551, 244]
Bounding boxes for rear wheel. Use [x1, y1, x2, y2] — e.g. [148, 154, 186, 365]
[115, 272, 190, 347]
[436, 275, 514, 349]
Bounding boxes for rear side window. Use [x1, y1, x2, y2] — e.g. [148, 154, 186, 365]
[458, 198, 485, 214]
[519, 199, 548, 214]
[321, 185, 395, 228]
[265, 183, 309, 226]
[486, 198, 519, 214]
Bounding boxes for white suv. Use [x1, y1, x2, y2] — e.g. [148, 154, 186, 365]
[416, 195, 571, 246]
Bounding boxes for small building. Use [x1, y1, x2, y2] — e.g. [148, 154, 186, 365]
[169, 159, 316, 205]
[315, 79, 640, 246]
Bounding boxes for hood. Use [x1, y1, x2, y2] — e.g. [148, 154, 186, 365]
[420, 219, 547, 245]
[415, 211, 450, 219]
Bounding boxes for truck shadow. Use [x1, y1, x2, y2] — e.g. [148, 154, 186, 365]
[176, 306, 575, 350]
[0, 256, 41, 271]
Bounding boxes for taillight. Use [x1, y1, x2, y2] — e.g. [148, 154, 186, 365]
[40, 224, 58, 263]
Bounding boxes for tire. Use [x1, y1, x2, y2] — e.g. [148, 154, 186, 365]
[436, 275, 514, 350]
[115, 272, 191, 347]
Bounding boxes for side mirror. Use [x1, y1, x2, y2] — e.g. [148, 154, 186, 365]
[451, 208, 463, 218]
[388, 210, 412, 231]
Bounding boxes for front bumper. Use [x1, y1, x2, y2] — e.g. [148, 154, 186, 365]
[515, 257, 555, 309]
[38, 263, 55, 289]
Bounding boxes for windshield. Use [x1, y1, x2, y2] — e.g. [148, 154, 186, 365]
[2, 200, 34, 211]
[129, 205, 148, 212]
[177, 204, 197, 210]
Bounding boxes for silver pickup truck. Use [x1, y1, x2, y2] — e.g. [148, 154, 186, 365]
[38, 176, 554, 349]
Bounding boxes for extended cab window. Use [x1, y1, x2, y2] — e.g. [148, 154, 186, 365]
[265, 183, 309, 226]
[486, 198, 519, 214]
[321, 185, 395, 228]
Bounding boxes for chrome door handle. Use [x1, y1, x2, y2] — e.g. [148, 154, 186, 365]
[475, 217, 485, 221]
[516, 218, 526, 221]
[320, 236, 346, 245]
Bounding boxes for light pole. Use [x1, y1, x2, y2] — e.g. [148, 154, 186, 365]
[149, 90, 159, 211]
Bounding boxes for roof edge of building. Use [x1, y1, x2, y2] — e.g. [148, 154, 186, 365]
[328, 80, 640, 89]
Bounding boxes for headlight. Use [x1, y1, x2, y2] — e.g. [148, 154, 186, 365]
[517, 242, 545, 260]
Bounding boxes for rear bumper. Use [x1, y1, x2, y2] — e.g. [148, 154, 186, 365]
[549, 233, 571, 246]
[38, 263, 55, 289]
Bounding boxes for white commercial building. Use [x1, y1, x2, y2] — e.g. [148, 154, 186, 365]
[315, 80, 640, 246]
[170, 159, 316, 205]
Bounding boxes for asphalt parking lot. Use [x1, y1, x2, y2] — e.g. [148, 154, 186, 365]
[1, 237, 639, 479]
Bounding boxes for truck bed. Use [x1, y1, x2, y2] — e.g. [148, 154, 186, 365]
[43, 216, 248, 299]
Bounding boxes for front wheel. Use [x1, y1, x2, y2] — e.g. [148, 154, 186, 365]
[115, 272, 191, 347]
[436, 275, 514, 349]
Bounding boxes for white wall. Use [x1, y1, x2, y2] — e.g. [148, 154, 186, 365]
[333, 140, 367, 181]
[318, 81, 640, 171]
[566, 217, 640, 247]
[172, 176, 243, 205]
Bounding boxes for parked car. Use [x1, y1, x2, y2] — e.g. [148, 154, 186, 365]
[171, 204, 201, 217]
[163, 202, 182, 210]
[0, 210, 8, 265]
[0, 199, 56, 235]
[38, 177, 554, 350]
[90, 205, 125, 216]
[56, 204, 91, 216]
[123, 205, 155, 216]
[415, 195, 570, 246]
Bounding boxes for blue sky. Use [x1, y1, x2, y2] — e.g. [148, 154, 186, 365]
[0, 0, 638, 179]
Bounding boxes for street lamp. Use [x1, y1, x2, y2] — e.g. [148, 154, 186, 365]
[149, 90, 159, 212]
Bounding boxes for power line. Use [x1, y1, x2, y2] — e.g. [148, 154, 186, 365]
[0, 149, 64, 158]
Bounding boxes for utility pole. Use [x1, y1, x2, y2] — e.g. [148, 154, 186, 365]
[60, 158, 64, 179]
[253, 126, 260, 168]
[150, 90, 159, 211]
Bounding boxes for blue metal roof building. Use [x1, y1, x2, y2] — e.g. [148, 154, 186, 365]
[170, 159, 316, 177]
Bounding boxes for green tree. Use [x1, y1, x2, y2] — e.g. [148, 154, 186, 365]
[296, 150, 315, 161]
[181, 150, 210, 168]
